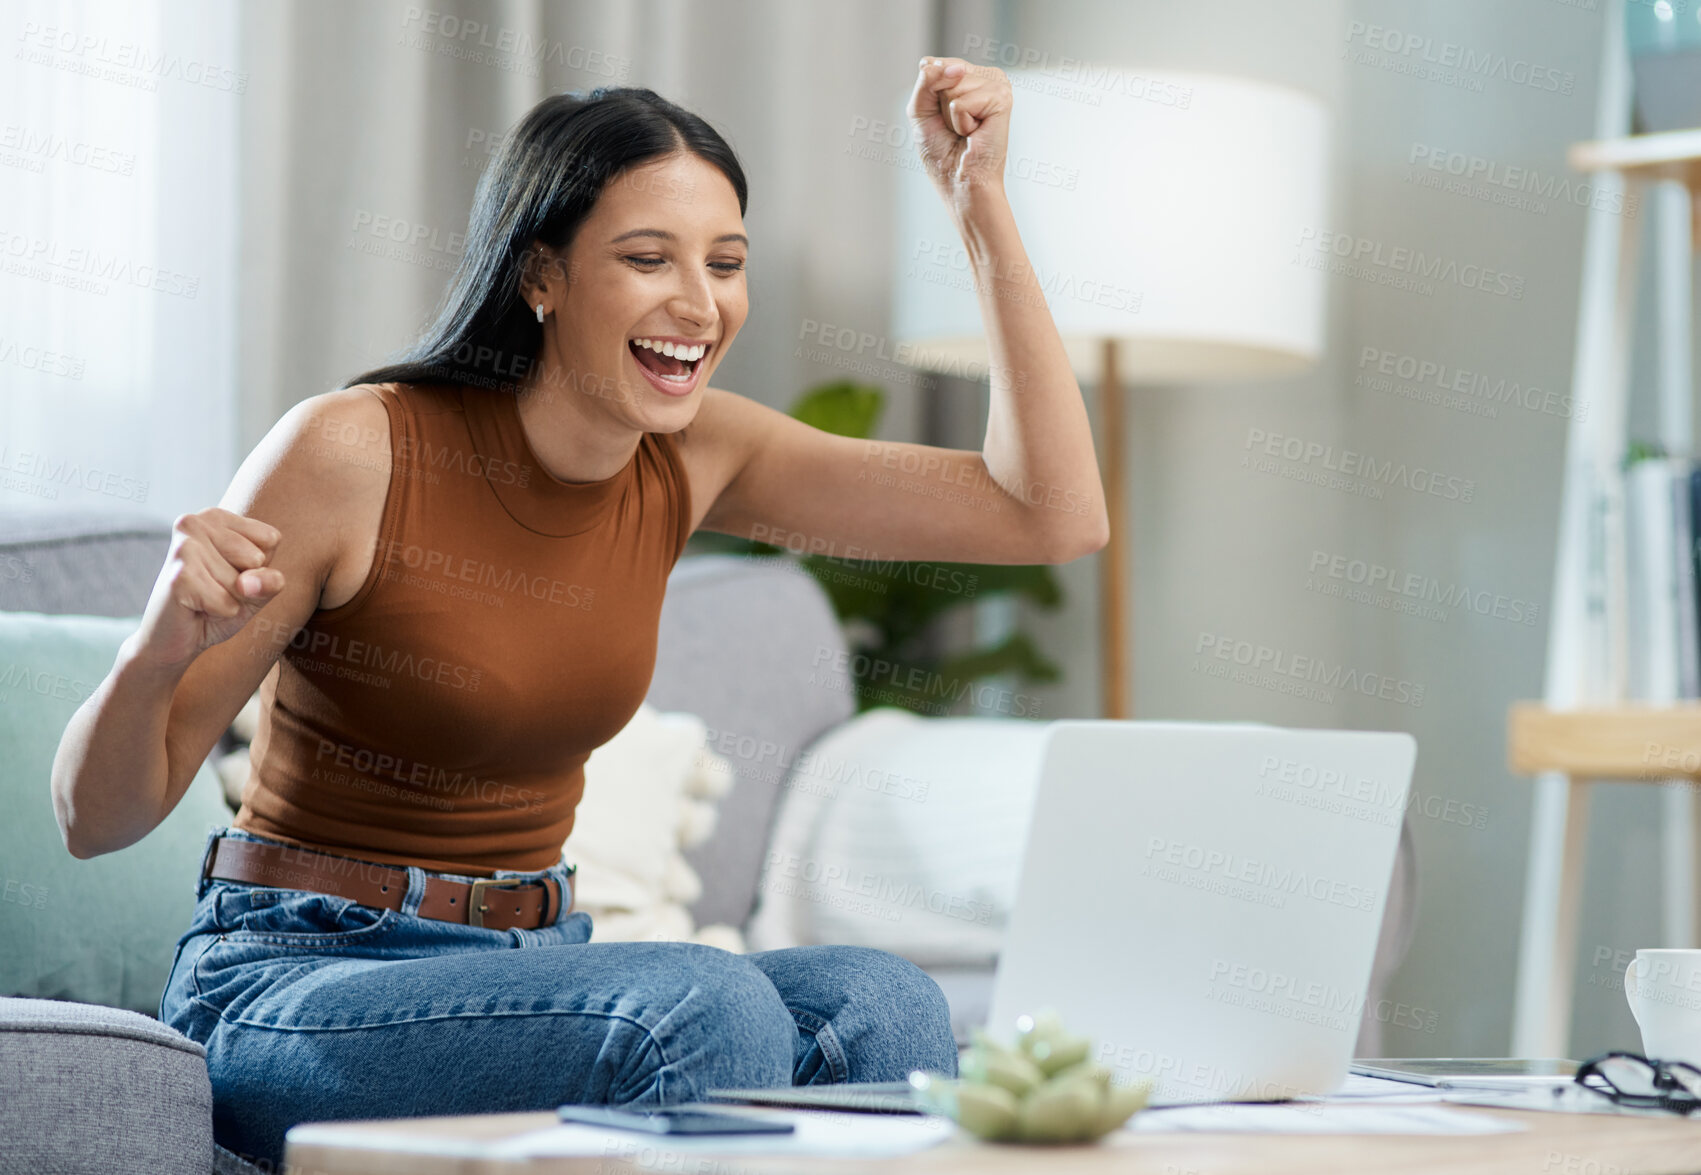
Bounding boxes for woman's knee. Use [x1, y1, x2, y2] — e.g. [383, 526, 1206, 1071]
[627, 944, 795, 1099]
[844, 947, 958, 1067]
[752, 944, 959, 1077]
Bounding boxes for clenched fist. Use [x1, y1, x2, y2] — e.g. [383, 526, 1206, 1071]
[909, 56, 1013, 197]
[135, 508, 287, 670]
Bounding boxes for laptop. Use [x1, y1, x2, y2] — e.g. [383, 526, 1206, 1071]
[707, 720, 1417, 1112]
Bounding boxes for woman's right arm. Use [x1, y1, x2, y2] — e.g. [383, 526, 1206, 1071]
[50, 387, 391, 858]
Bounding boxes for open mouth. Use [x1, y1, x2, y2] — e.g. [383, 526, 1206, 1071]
[628, 337, 710, 385]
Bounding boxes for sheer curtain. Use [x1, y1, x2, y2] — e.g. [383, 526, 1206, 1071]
[3, 0, 926, 519]
[0, 0, 238, 521]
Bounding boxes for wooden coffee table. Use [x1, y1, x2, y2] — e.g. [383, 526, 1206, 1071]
[285, 1102, 1701, 1173]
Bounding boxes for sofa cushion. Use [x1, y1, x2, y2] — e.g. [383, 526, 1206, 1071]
[0, 996, 211, 1173]
[747, 708, 1049, 966]
[568, 702, 743, 949]
[0, 611, 234, 1014]
[646, 556, 854, 930]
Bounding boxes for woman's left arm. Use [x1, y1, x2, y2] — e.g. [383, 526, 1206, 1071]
[685, 57, 1109, 566]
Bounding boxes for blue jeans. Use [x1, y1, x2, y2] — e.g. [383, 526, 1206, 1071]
[159, 827, 959, 1167]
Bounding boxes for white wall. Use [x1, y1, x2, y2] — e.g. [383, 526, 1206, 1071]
[1006, 0, 1661, 1056]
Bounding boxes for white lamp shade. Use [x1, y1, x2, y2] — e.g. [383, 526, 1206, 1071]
[893, 69, 1331, 384]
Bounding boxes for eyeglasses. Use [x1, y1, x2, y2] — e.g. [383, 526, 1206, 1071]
[1575, 1052, 1701, 1114]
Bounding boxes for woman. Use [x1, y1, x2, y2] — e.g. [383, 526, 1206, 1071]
[51, 57, 1107, 1166]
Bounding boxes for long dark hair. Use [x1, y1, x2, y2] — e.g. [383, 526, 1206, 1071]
[345, 87, 747, 393]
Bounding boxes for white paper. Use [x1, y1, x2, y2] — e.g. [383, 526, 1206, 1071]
[1132, 1103, 1524, 1135]
[482, 1109, 954, 1160]
[1323, 1074, 1449, 1102]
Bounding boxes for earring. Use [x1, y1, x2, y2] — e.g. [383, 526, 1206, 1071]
[535, 304, 545, 324]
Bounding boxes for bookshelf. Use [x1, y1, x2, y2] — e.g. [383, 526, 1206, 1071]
[1508, 2, 1701, 1057]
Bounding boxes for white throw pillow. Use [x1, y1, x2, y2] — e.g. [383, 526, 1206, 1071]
[568, 703, 744, 951]
[746, 708, 1049, 967]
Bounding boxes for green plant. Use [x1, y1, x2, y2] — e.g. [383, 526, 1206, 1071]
[1624, 439, 1669, 469]
[909, 1008, 1152, 1143]
[690, 380, 1065, 717]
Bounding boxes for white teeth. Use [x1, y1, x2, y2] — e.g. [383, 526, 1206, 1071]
[633, 338, 708, 362]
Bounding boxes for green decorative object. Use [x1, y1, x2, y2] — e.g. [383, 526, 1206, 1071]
[908, 1008, 1153, 1145]
[690, 380, 1065, 717]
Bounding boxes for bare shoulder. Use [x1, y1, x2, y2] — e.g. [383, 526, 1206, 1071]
[235, 385, 392, 491]
[223, 384, 394, 611]
[286, 384, 393, 473]
[670, 386, 780, 531]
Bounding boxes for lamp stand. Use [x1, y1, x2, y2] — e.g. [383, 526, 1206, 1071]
[1097, 338, 1130, 720]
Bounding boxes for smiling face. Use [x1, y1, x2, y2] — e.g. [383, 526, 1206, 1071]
[524, 150, 748, 435]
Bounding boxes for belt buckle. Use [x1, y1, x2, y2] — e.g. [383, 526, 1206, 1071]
[467, 878, 529, 929]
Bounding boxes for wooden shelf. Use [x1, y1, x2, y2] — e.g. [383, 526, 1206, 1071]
[1508, 701, 1701, 779]
[1568, 128, 1701, 190]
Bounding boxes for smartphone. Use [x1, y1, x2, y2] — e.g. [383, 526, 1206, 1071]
[556, 1104, 796, 1135]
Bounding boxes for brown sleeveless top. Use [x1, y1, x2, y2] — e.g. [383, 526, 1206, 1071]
[232, 382, 692, 876]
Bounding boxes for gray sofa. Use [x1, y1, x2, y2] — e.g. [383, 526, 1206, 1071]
[0, 511, 1416, 1173]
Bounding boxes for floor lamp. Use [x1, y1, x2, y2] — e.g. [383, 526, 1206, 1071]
[893, 69, 1331, 718]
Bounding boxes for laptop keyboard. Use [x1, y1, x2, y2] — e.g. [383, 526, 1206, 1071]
[703, 1082, 924, 1114]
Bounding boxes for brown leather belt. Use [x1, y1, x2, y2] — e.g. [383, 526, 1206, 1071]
[203, 836, 570, 931]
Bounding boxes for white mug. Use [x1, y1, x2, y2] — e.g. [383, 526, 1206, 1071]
[1624, 949, 1701, 1062]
